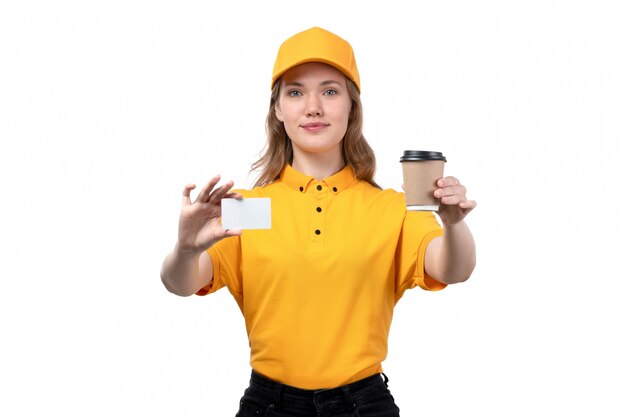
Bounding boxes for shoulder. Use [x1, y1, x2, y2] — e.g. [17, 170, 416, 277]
[352, 181, 405, 204]
[232, 183, 278, 198]
[343, 181, 408, 219]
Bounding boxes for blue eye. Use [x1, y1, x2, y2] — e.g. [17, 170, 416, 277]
[288, 90, 302, 97]
[324, 89, 337, 96]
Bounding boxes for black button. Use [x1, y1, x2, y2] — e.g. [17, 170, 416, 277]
[315, 229, 321, 235]
[333, 187, 338, 192]
[316, 185, 322, 191]
[316, 207, 322, 212]
[299, 186, 304, 192]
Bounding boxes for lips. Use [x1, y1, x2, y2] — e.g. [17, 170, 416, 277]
[301, 122, 329, 131]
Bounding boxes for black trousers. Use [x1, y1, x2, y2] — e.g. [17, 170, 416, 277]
[236, 370, 401, 417]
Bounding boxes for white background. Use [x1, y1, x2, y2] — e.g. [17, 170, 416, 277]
[1, 0, 625, 416]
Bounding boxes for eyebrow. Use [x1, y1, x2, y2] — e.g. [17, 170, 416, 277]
[284, 80, 344, 88]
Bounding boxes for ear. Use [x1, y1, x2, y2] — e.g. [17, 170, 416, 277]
[274, 102, 284, 122]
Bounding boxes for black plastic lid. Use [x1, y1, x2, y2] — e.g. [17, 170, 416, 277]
[399, 150, 447, 162]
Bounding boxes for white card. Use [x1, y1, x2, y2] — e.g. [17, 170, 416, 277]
[221, 198, 272, 230]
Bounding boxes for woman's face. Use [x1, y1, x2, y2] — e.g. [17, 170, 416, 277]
[275, 62, 352, 159]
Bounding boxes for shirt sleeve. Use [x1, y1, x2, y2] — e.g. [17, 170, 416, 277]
[395, 210, 445, 301]
[195, 235, 243, 305]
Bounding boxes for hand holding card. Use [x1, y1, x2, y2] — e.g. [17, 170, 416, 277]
[221, 198, 272, 230]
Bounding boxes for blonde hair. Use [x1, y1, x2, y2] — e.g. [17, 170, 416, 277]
[251, 78, 380, 188]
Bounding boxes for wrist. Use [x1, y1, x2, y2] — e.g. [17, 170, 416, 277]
[441, 219, 466, 229]
[174, 242, 204, 258]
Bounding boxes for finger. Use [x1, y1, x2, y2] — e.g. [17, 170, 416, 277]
[223, 228, 243, 237]
[208, 180, 236, 204]
[459, 200, 477, 210]
[440, 195, 466, 206]
[195, 175, 221, 203]
[182, 184, 196, 206]
[223, 192, 244, 200]
[440, 195, 477, 209]
[434, 184, 466, 198]
[437, 176, 459, 188]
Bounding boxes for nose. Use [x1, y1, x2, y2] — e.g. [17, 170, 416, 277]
[305, 95, 323, 117]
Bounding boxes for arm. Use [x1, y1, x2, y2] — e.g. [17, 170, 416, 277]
[161, 247, 214, 297]
[424, 176, 477, 284]
[160, 175, 241, 296]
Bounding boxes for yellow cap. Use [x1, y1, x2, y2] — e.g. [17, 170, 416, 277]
[271, 27, 360, 92]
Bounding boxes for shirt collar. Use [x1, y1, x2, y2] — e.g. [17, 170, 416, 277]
[279, 164, 357, 194]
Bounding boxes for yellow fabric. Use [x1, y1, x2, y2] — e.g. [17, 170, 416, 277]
[198, 164, 444, 389]
[272, 27, 361, 92]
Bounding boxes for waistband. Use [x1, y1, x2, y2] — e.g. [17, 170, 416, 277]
[249, 370, 389, 402]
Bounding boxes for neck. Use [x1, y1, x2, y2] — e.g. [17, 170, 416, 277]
[291, 147, 345, 180]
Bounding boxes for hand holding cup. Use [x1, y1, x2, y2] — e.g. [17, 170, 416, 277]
[434, 176, 476, 225]
[400, 150, 475, 224]
[400, 150, 447, 211]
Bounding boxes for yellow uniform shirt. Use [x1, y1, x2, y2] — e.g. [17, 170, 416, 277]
[197, 164, 445, 389]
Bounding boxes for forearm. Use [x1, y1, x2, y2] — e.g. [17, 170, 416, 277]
[427, 221, 476, 284]
[160, 244, 209, 297]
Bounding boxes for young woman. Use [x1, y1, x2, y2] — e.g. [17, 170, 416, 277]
[161, 27, 476, 417]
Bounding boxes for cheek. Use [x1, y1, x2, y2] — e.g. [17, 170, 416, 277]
[277, 103, 300, 123]
[339, 100, 352, 121]
[274, 102, 284, 122]
[340, 104, 352, 126]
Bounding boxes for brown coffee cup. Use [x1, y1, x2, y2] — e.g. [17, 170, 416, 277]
[400, 150, 446, 211]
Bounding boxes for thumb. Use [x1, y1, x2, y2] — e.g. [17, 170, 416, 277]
[224, 229, 243, 237]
